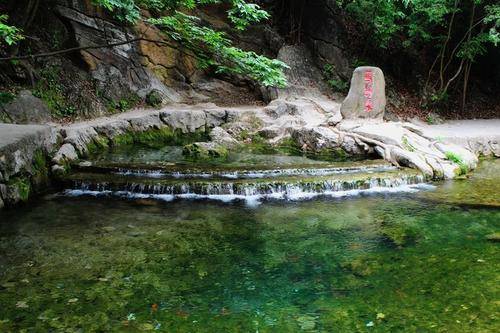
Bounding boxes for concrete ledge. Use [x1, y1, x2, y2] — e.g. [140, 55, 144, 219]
[0, 124, 59, 207]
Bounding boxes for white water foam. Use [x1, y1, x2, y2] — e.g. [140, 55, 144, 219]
[115, 165, 397, 180]
[63, 183, 435, 207]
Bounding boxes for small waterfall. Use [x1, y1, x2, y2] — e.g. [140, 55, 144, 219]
[64, 169, 432, 206]
[113, 164, 397, 179]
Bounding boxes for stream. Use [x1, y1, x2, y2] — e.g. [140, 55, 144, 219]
[0, 145, 498, 332]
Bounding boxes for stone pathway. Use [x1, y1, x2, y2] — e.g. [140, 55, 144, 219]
[421, 120, 500, 156]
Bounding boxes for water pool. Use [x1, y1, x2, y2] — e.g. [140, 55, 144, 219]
[0, 160, 498, 332]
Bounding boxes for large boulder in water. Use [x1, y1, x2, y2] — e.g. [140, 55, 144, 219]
[341, 66, 386, 120]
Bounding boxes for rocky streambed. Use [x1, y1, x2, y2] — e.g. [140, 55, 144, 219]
[0, 157, 498, 332]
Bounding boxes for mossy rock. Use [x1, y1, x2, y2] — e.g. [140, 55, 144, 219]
[380, 221, 421, 247]
[182, 142, 228, 161]
[6, 176, 31, 203]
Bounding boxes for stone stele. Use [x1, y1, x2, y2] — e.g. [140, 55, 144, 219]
[341, 66, 386, 120]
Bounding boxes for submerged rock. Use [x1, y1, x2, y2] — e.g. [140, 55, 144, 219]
[182, 142, 228, 161]
[485, 233, 500, 242]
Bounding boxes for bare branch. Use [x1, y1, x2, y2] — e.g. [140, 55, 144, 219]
[0, 37, 193, 62]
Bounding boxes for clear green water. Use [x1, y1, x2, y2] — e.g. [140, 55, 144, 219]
[0, 160, 499, 332]
[89, 144, 334, 169]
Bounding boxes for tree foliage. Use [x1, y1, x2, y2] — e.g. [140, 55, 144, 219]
[1, 1, 287, 87]
[335, 0, 500, 108]
[89, 0, 287, 86]
[0, 14, 23, 46]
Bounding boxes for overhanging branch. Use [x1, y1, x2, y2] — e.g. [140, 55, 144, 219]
[0, 37, 194, 62]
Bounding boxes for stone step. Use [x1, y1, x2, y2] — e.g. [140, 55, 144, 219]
[61, 168, 429, 205]
[74, 159, 396, 180]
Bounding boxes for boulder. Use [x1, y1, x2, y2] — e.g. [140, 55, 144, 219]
[205, 108, 228, 128]
[160, 110, 206, 133]
[0, 124, 57, 181]
[126, 114, 163, 132]
[341, 66, 386, 120]
[93, 120, 131, 139]
[291, 127, 341, 152]
[182, 142, 228, 160]
[209, 127, 239, 148]
[62, 126, 100, 155]
[327, 113, 343, 126]
[1, 90, 52, 124]
[52, 143, 78, 165]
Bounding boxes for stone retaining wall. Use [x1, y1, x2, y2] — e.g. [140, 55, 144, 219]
[0, 105, 255, 208]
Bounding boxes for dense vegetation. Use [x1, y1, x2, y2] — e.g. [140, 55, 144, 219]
[1, 0, 499, 117]
[276, 0, 499, 115]
[335, 0, 500, 110]
[0, 0, 288, 87]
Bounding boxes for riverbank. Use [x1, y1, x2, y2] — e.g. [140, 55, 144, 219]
[0, 104, 498, 208]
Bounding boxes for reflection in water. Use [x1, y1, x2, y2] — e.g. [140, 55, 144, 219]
[0, 160, 498, 332]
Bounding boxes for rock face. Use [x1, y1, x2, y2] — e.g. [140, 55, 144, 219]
[55, 3, 182, 105]
[341, 67, 386, 120]
[263, 44, 331, 102]
[291, 0, 350, 79]
[52, 1, 266, 109]
[1, 90, 52, 124]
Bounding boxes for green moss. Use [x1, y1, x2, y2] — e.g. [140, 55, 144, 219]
[111, 132, 135, 146]
[182, 143, 228, 161]
[145, 90, 163, 107]
[86, 136, 111, 156]
[379, 218, 421, 247]
[133, 127, 177, 146]
[106, 94, 140, 114]
[33, 66, 76, 118]
[31, 150, 50, 185]
[237, 134, 355, 162]
[82, 127, 211, 161]
[32, 150, 48, 175]
[445, 151, 468, 175]
[127, 127, 208, 148]
[241, 134, 277, 154]
[7, 176, 31, 202]
[305, 147, 350, 162]
[276, 137, 303, 155]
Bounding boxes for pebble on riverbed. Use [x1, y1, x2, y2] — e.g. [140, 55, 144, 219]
[485, 233, 500, 242]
